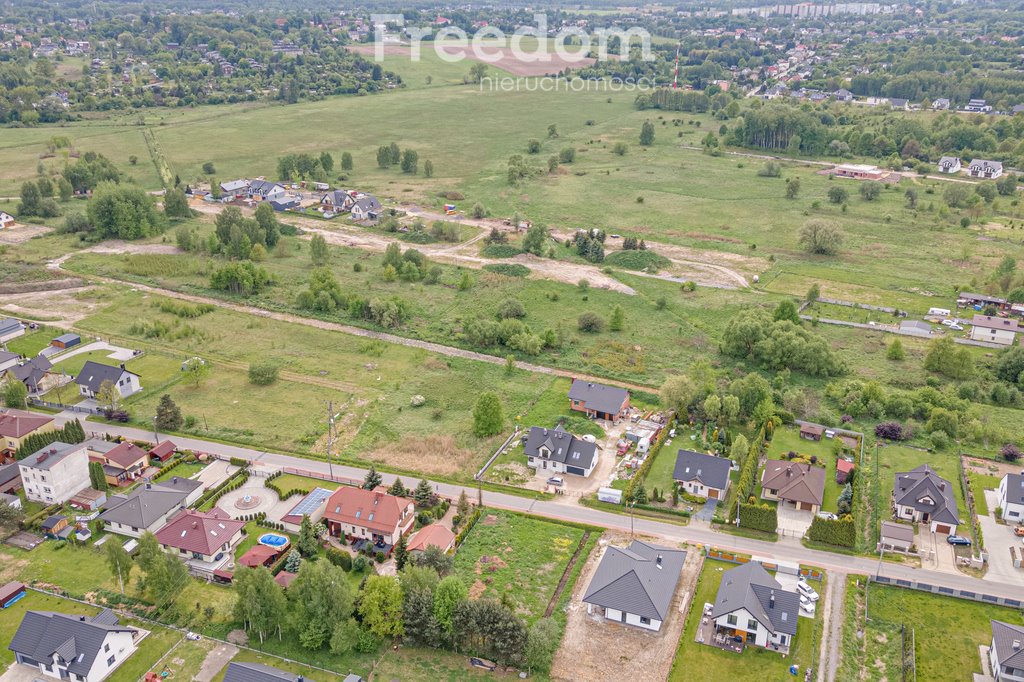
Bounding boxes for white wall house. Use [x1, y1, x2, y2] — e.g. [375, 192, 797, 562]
[997, 473, 1024, 523]
[582, 541, 686, 633]
[10, 610, 139, 682]
[710, 562, 800, 651]
[990, 620, 1024, 682]
[76, 361, 141, 399]
[522, 425, 597, 478]
[19, 442, 90, 505]
[893, 464, 960, 535]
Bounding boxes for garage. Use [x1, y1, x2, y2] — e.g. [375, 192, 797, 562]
[934, 524, 951, 534]
[708, 489, 719, 499]
[566, 465, 586, 476]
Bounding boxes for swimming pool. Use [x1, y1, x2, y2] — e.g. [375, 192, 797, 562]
[258, 533, 289, 548]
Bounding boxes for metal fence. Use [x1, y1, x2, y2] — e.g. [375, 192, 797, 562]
[28, 398, 100, 414]
[870, 574, 1022, 608]
[474, 427, 521, 480]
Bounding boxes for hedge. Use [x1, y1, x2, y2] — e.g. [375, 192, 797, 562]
[738, 502, 777, 533]
[229, 457, 249, 467]
[194, 466, 250, 509]
[454, 507, 482, 550]
[626, 414, 676, 500]
[21, 503, 61, 530]
[807, 516, 856, 547]
[729, 426, 767, 521]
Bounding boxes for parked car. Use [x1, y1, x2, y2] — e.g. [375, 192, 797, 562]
[797, 580, 820, 601]
[799, 595, 816, 612]
[946, 535, 972, 546]
[185, 632, 201, 641]
[816, 511, 838, 521]
[1013, 526, 1024, 537]
[949, 324, 964, 331]
[941, 319, 956, 327]
[546, 476, 564, 487]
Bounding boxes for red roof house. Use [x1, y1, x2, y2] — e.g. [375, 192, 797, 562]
[238, 544, 283, 568]
[407, 523, 455, 554]
[323, 486, 415, 549]
[155, 508, 245, 566]
[91, 441, 150, 486]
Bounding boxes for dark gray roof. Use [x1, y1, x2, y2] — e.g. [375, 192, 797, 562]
[83, 438, 118, 454]
[894, 464, 960, 525]
[99, 480, 200, 529]
[880, 521, 915, 543]
[352, 195, 381, 213]
[248, 180, 282, 194]
[53, 333, 80, 344]
[673, 450, 731, 490]
[0, 318, 24, 336]
[8, 610, 134, 676]
[21, 442, 84, 471]
[223, 662, 307, 682]
[711, 562, 799, 636]
[582, 540, 686, 621]
[75, 361, 138, 393]
[1002, 473, 1024, 506]
[0, 462, 20, 486]
[0, 350, 20, 364]
[11, 356, 52, 388]
[568, 379, 629, 416]
[991, 620, 1024, 669]
[522, 426, 597, 470]
[41, 514, 66, 530]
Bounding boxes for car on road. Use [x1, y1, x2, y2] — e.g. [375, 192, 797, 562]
[546, 476, 564, 487]
[816, 511, 838, 521]
[947, 535, 972, 546]
[1013, 526, 1024, 537]
[797, 580, 819, 601]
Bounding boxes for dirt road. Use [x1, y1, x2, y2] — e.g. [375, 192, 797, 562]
[818, 573, 846, 682]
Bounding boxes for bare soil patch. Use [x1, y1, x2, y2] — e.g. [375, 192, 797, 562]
[368, 434, 477, 476]
[0, 224, 51, 244]
[962, 455, 1020, 479]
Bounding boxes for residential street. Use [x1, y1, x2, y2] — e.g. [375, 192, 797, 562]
[58, 414, 1024, 601]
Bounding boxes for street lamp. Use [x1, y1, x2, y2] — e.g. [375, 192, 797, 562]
[152, 416, 159, 444]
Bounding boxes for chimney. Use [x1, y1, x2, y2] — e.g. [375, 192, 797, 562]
[191, 521, 198, 529]
[939, 482, 945, 492]
[770, 590, 775, 609]
[656, 555, 663, 569]
[1013, 640, 1021, 650]
[145, 483, 151, 490]
[120, 363, 126, 370]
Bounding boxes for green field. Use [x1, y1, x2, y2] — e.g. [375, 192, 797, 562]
[452, 510, 585, 623]
[669, 558, 822, 681]
[839, 578, 1024, 682]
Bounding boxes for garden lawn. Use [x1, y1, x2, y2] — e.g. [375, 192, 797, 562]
[269, 473, 340, 497]
[107, 619, 183, 682]
[4, 327, 56, 357]
[142, 638, 218, 681]
[863, 582, 1024, 682]
[668, 559, 822, 682]
[452, 510, 584, 624]
[154, 459, 207, 482]
[371, 646, 512, 682]
[968, 472, 1001, 517]
[873, 443, 966, 524]
[645, 423, 704, 498]
[518, 376, 606, 438]
[214, 633, 375, 681]
[0, 591, 99, 667]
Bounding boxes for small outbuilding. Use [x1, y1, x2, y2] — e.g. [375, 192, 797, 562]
[0, 581, 26, 608]
[50, 333, 81, 350]
[799, 423, 824, 441]
[879, 521, 915, 552]
[836, 459, 855, 484]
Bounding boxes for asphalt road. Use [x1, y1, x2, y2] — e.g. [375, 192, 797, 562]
[65, 415, 1024, 600]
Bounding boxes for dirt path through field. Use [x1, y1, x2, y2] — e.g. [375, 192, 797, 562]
[818, 573, 846, 682]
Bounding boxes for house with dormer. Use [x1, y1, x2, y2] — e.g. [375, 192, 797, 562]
[9, 609, 139, 682]
[247, 180, 286, 202]
[522, 425, 598, 478]
[710, 562, 800, 651]
[322, 486, 415, 554]
[938, 156, 961, 174]
[893, 464, 960, 534]
[990, 620, 1024, 682]
[673, 450, 731, 500]
[967, 159, 1003, 179]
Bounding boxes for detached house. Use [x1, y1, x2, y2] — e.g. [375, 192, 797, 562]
[99, 478, 203, 537]
[9, 609, 139, 682]
[323, 486, 415, 554]
[710, 562, 800, 651]
[522, 425, 598, 478]
[11, 356, 55, 394]
[0, 316, 25, 342]
[990, 620, 1024, 682]
[0, 409, 56, 458]
[19, 442, 90, 505]
[996, 473, 1024, 523]
[760, 461, 826, 513]
[350, 195, 381, 221]
[90, 441, 149, 487]
[247, 180, 287, 202]
[220, 179, 249, 197]
[893, 464, 960, 534]
[320, 190, 355, 212]
[224, 662, 336, 682]
[672, 450, 731, 500]
[568, 378, 630, 422]
[938, 156, 961, 174]
[75, 361, 141, 399]
[154, 508, 246, 573]
[970, 315, 1019, 346]
[582, 540, 686, 632]
[967, 159, 1003, 179]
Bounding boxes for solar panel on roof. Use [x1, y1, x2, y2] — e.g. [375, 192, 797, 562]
[287, 487, 333, 517]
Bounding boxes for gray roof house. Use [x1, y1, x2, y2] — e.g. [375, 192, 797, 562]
[0, 349, 20, 373]
[20, 441, 84, 470]
[568, 378, 630, 421]
[711, 562, 800, 651]
[673, 450, 732, 499]
[989, 620, 1024, 682]
[320, 190, 355, 211]
[997, 472, 1024, 523]
[223, 663, 321, 682]
[582, 540, 686, 631]
[248, 180, 286, 201]
[11, 356, 52, 392]
[967, 159, 1003, 179]
[9, 609, 139, 682]
[75, 361, 141, 399]
[0, 317, 25, 342]
[350, 195, 381, 221]
[99, 478, 204, 537]
[893, 464, 960, 534]
[522, 425, 598, 477]
[938, 156, 961, 174]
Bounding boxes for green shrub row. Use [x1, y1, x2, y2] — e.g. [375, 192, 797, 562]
[194, 466, 249, 509]
[20, 503, 62, 530]
[807, 515, 856, 547]
[730, 426, 767, 521]
[738, 502, 778, 533]
[454, 507, 482, 550]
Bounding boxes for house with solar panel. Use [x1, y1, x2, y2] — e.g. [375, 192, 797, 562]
[280, 486, 334, 533]
[8, 609, 140, 682]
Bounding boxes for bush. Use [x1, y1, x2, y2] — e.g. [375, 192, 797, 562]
[807, 515, 855, 547]
[482, 263, 530, 277]
[738, 502, 777, 533]
[481, 244, 522, 259]
[604, 250, 671, 271]
[248, 361, 280, 386]
[578, 312, 605, 333]
[496, 298, 527, 319]
[874, 421, 908, 441]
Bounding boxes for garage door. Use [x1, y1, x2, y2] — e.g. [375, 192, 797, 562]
[935, 524, 951, 534]
[566, 466, 585, 476]
[708, 489, 719, 499]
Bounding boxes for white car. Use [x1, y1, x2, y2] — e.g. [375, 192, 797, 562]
[949, 324, 964, 331]
[816, 511, 838, 521]
[797, 580, 820, 602]
[800, 597, 816, 614]
[185, 632, 201, 641]
[942, 319, 956, 327]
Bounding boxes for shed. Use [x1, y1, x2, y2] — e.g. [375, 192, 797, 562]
[799, 423, 825, 441]
[0, 581, 26, 608]
[50, 333, 81, 350]
[69, 488, 107, 511]
[149, 440, 177, 462]
[836, 459, 855, 484]
[40, 514, 68, 537]
[879, 521, 915, 552]
[597, 487, 623, 504]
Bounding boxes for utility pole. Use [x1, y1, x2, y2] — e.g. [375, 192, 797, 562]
[325, 401, 335, 479]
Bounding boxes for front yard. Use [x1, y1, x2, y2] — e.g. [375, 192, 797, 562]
[668, 558, 822, 681]
[874, 443, 966, 524]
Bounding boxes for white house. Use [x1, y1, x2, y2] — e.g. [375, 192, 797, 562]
[710, 562, 800, 651]
[9, 609, 139, 682]
[522, 425, 598, 478]
[997, 473, 1024, 523]
[75, 361, 141, 399]
[582, 541, 686, 632]
[350, 195, 381, 221]
[970, 315, 1019, 346]
[967, 159, 1003, 179]
[937, 156, 961, 174]
[990, 620, 1024, 682]
[247, 180, 287, 202]
[98, 478, 204, 537]
[673, 449, 731, 500]
[154, 508, 246, 573]
[19, 441, 90, 505]
[0, 317, 25, 343]
[0, 211, 15, 229]
[893, 464, 960, 534]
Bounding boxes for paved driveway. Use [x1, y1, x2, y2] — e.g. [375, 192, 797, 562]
[776, 504, 814, 538]
[0, 663, 47, 682]
[694, 498, 717, 523]
[917, 526, 959, 574]
[981, 490, 1024, 585]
